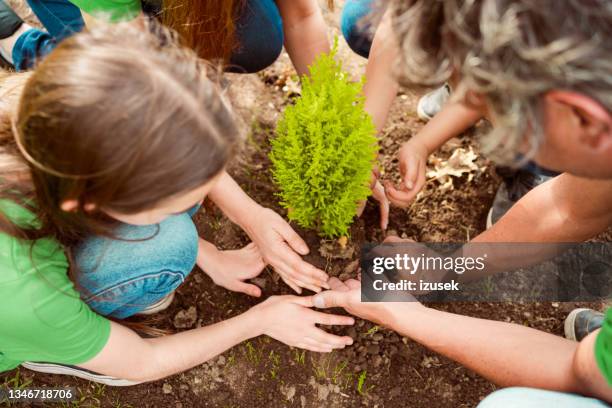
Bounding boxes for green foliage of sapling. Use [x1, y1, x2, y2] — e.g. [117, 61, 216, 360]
[270, 39, 378, 238]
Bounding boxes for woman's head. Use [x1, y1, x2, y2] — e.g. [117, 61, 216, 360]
[10, 22, 241, 245]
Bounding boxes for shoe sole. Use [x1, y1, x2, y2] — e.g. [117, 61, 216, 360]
[416, 99, 434, 122]
[485, 208, 494, 229]
[21, 362, 139, 386]
[564, 308, 590, 341]
[136, 291, 175, 316]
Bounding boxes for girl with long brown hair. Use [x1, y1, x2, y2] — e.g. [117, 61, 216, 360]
[0, 0, 330, 76]
[0, 21, 354, 385]
[0, 0, 341, 293]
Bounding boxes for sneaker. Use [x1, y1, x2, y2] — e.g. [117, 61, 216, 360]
[416, 84, 451, 121]
[136, 291, 175, 316]
[0, 0, 23, 68]
[486, 167, 554, 228]
[564, 308, 604, 341]
[21, 362, 139, 386]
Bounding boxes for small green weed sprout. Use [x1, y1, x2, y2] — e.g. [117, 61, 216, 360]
[356, 370, 368, 394]
[271, 39, 378, 238]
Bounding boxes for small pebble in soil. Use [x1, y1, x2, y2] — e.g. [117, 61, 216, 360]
[173, 306, 198, 329]
[367, 344, 380, 355]
[162, 383, 173, 394]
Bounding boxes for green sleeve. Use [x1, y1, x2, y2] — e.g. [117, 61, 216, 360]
[3, 264, 111, 366]
[594, 308, 612, 386]
[69, 0, 141, 22]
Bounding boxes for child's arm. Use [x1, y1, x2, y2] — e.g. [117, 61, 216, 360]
[385, 101, 483, 206]
[79, 296, 354, 382]
[363, 8, 400, 133]
[276, 0, 330, 77]
[207, 172, 329, 293]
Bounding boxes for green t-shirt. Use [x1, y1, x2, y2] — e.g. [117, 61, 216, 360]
[595, 308, 612, 386]
[69, 0, 141, 22]
[0, 200, 110, 373]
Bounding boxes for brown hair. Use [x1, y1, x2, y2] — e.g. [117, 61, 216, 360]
[162, 0, 246, 64]
[0, 21, 242, 249]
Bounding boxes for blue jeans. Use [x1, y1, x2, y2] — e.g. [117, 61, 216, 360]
[228, 0, 284, 73]
[478, 387, 609, 408]
[12, 0, 83, 70]
[13, 0, 283, 73]
[74, 206, 199, 319]
[341, 0, 376, 58]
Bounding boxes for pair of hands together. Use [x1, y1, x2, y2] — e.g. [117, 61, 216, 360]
[370, 139, 429, 229]
[202, 142, 427, 352]
[251, 276, 422, 353]
[201, 208, 423, 353]
[209, 138, 426, 297]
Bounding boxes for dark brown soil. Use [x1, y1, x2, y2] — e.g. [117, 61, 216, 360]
[1, 2, 609, 407]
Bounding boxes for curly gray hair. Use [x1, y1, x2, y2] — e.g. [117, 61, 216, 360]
[390, 0, 612, 162]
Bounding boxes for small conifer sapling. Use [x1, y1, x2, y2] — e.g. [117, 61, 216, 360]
[270, 40, 378, 238]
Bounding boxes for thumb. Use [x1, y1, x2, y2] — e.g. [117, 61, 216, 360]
[371, 180, 389, 230]
[234, 281, 262, 297]
[312, 290, 348, 309]
[402, 156, 419, 190]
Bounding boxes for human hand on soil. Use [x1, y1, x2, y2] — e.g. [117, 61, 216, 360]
[197, 240, 266, 297]
[357, 168, 390, 231]
[244, 207, 330, 294]
[380, 235, 450, 295]
[312, 278, 424, 328]
[384, 140, 429, 208]
[251, 295, 354, 352]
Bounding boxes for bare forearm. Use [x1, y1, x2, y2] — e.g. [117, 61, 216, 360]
[144, 314, 257, 380]
[208, 172, 260, 228]
[473, 174, 612, 243]
[81, 313, 259, 382]
[277, 0, 329, 76]
[412, 102, 482, 154]
[363, 9, 399, 133]
[388, 305, 580, 392]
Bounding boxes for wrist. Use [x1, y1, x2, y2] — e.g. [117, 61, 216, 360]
[405, 138, 430, 158]
[241, 307, 267, 338]
[242, 205, 268, 236]
[197, 240, 219, 268]
[385, 302, 428, 332]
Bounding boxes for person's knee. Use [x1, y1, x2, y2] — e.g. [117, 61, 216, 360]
[240, 34, 283, 73]
[341, 0, 374, 58]
[229, 0, 283, 73]
[75, 214, 198, 292]
[75, 214, 198, 318]
[153, 213, 199, 274]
